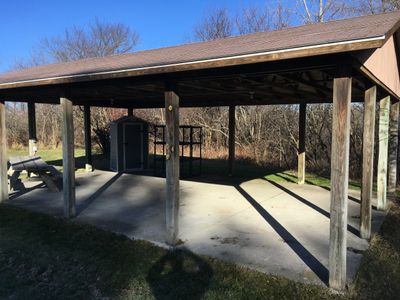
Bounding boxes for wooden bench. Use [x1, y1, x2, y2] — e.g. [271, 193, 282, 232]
[8, 156, 62, 192]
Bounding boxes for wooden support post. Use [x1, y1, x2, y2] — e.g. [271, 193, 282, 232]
[28, 101, 37, 156]
[127, 107, 133, 116]
[329, 76, 352, 291]
[0, 101, 8, 202]
[360, 86, 376, 239]
[61, 95, 76, 218]
[165, 90, 180, 245]
[298, 103, 306, 184]
[228, 105, 236, 177]
[388, 100, 399, 195]
[84, 105, 93, 172]
[377, 96, 390, 210]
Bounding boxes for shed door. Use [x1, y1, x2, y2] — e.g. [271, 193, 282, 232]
[123, 123, 143, 171]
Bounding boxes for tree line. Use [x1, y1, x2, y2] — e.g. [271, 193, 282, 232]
[5, 0, 399, 179]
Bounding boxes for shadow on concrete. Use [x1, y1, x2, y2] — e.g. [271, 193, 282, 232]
[264, 178, 360, 237]
[277, 172, 377, 210]
[234, 184, 329, 285]
[146, 249, 213, 300]
[9, 182, 46, 201]
[76, 173, 123, 215]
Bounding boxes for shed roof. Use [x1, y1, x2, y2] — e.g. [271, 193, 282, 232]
[0, 11, 400, 90]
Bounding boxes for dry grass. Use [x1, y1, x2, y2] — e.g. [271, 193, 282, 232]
[351, 199, 400, 299]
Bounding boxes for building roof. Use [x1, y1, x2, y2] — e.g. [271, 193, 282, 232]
[0, 11, 400, 90]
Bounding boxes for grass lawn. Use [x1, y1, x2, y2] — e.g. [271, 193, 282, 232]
[7, 148, 86, 162]
[264, 171, 362, 191]
[0, 204, 340, 299]
[0, 200, 399, 299]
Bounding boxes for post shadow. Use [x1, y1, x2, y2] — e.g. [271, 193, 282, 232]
[146, 249, 213, 300]
[234, 184, 329, 285]
[278, 172, 377, 210]
[76, 173, 122, 215]
[264, 178, 360, 237]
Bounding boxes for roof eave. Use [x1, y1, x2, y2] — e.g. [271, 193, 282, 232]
[0, 35, 386, 91]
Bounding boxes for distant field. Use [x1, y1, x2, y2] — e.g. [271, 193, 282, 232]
[7, 148, 86, 161]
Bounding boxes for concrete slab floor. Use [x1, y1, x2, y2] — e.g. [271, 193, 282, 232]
[6, 170, 387, 287]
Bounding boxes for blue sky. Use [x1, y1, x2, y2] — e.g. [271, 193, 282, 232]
[0, 0, 293, 72]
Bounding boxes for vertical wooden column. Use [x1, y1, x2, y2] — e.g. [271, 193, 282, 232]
[377, 96, 390, 210]
[83, 104, 93, 172]
[61, 95, 76, 218]
[360, 86, 376, 239]
[228, 105, 236, 177]
[0, 101, 8, 202]
[28, 101, 37, 156]
[127, 107, 133, 117]
[329, 76, 352, 291]
[165, 90, 180, 245]
[388, 100, 399, 194]
[298, 103, 306, 184]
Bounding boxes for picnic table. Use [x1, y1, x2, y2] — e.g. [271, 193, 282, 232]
[8, 156, 62, 192]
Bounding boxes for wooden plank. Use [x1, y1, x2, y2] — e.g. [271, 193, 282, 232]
[377, 96, 390, 210]
[84, 104, 93, 172]
[28, 101, 37, 156]
[9, 156, 48, 172]
[329, 76, 352, 291]
[0, 101, 8, 202]
[165, 90, 180, 245]
[388, 100, 399, 194]
[360, 86, 376, 239]
[61, 95, 76, 218]
[39, 172, 60, 192]
[228, 105, 236, 176]
[298, 103, 306, 184]
[9, 156, 25, 171]
[32, 157, 48, 170]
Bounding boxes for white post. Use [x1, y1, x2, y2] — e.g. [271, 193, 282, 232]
[377, 96, 390, 210]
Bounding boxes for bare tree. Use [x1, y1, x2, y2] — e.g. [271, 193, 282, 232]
[194, 8, 233, 41]
[235, 3, 290, 33]
[41, 18, 139, 62]
[236, 6, 273, 34]
[349, 0, 400, 14]
[9, 19, 140, 154]
[298, 0, 348, 23]
[274, 1, 291, 29]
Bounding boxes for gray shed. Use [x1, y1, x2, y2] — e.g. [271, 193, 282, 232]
[110, 116, 149, 172]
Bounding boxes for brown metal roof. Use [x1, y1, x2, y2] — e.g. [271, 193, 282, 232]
[1, 11, 400, 89]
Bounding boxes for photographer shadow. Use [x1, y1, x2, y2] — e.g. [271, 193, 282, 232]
[146, 249, 213, 300]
